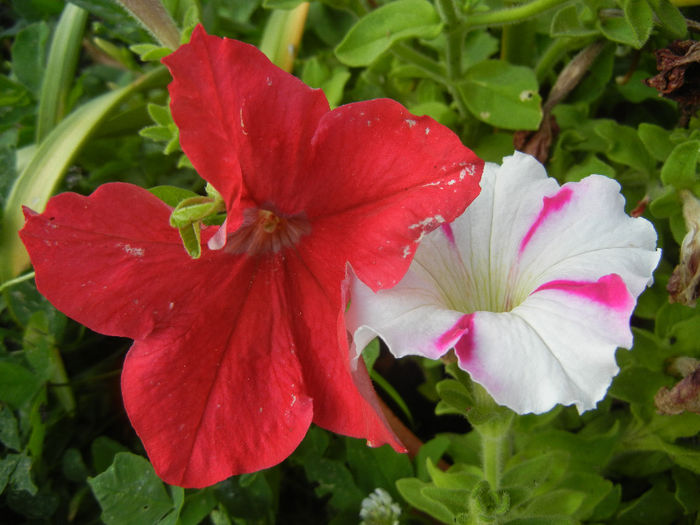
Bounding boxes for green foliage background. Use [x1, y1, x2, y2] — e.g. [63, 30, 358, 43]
[1, 0, 700, 523]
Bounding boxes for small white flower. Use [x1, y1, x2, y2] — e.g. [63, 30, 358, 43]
[347, 152, 661, 414]
[359, 488, 402, 525]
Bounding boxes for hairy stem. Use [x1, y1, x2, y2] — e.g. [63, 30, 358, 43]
[465, 0, 573, 29]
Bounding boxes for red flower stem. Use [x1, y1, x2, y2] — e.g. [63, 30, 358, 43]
[378, 398, 450, 470]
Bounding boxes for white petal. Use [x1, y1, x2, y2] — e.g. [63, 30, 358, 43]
[348, 151, 660, 415]
[347, 253, 464, 361]
[515, 174, 661, 298]
[458, 274, 635, 414]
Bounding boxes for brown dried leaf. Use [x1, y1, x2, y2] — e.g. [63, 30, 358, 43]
[656, 366, 700, 415]
[668, 191, 700, 306]
[645, 40, 700, 126]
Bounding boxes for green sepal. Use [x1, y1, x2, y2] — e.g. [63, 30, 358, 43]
[469, 480, 510, 520]
[178, 223, 202, 259]
[149, 185, 200, 207]
[170, 197, 224, 228]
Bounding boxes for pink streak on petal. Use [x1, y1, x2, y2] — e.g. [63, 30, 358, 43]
[441, 223, 455, 245]
[534, 274, 633, 312]
[453, 315, 475, 364]
[437, 313, 474, 357]
[519, 187, 573, 254]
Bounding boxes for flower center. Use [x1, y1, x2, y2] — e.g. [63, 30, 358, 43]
[225, 207, 311, 256]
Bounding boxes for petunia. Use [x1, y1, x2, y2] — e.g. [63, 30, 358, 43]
[347, 152, 661, 414]
[19, 26, 483, 487]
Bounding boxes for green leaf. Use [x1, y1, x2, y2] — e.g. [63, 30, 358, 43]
[11, 22, 50, 95]
[91, 436, 129, 474]
[661, 140, 699, 189]
[9, 454, 38, 495]
[263, 0, 305, 8]
[62, 448, 89, 483]
[146, 103, 173, 126]
[88, 452, 176, 525]
[422, 485, 471, 517]
[0, 405, 21, 451]
[129, 43, 172, 62]
[502, 451, 569, 498]
[597, 0, 654, 48]
[593, 120, 654, 176]
[522, 489, 586, 518]
[409, 101, 458, 127]
[609, 365, 668, 405]
[672, 467, 700, 513]
[426, 460, 482, 491]
[615, 480, 682, 523]
[0, 454, 20, 494]
[558, 473, 615, 520]
[0, 66, 168, 281]
[396, 477, 454, 523]
[461, 30, 500, 70]
[179, 489, 218, 525]
[335, 0, 443, 66]
[649, 186, 679, 218]
[655, 302, 696, 339]
[459, 60, 542, 130]
[436, 378, 474, 415]
[303, 457, 364, 511]
[647, 0, 687, 38]
[563, 154, 615, 182]
[0, 362, 42, 408]
[617, 70, 662, 103]
[638, 122, 675, 162]
[415, 436, 450, 481]
[345, 440, 412, 500]
[550, 4, 597, 37]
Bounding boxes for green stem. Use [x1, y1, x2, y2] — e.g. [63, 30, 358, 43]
[481, 432, 508, 490]
[0, 271, 35, 293]
[48, 346, 76, 414]
[434, 0, 461, 26]
[465, 0, 573, 29]
[392, 43, 448, 84]
[471, 383, 514, 490]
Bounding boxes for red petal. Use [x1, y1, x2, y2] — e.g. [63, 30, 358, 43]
[122, 254, 314, 487]
[163, 26, 330, 230]
[304, 99, 484, 291]
[21, 185, 315, 487]
[281, 244, 404, 450]
[20, 184, 194, 340]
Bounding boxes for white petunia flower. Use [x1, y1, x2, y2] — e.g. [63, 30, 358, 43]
[347, 152, 661, 414]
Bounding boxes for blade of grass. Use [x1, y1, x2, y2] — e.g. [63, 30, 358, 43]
[36, 3, 88, 143]
[259, 3, 310, 72]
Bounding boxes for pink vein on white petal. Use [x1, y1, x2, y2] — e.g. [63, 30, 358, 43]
[441, 223, 456, 245]
[534, 274, 633, 313]
[519, 187, 573, 254]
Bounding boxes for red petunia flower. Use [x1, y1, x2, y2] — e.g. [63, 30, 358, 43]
[20, 26, 483, 488]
